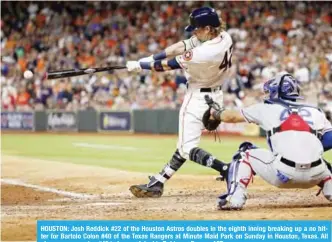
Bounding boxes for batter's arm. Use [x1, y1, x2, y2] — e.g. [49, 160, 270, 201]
[140, 58, 182, 72]
[165, 41, 187, 58]
[140, 37, 200, 62]
[139, 41, 186, 63]
[138, 41, 185, 72]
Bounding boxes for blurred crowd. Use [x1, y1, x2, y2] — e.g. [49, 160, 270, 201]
[1, 1, 331, 114]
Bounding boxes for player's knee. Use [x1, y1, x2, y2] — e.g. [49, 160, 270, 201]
[232, 142, 256, 163]
[177, 148, 189, 160]
[238, 142, 257, 152]
[179, 144, 199, 160]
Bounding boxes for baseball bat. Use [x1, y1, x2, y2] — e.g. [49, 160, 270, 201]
[46, 65, 126, 79]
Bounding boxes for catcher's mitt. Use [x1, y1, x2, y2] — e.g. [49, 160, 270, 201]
[202, 95, 224, 131]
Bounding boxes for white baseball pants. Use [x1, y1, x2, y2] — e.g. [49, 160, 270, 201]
[177, 87, 224, 159]
[238, 148, 332, 201]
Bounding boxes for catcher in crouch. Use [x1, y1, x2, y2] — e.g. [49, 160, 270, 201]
[205, 72, 332, 210]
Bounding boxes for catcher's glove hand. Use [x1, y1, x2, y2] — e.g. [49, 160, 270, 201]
[202, 95, 225, 131]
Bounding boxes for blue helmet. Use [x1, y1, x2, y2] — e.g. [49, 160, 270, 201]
[263, 73, 302, 101]
[185, 7, 221, 32]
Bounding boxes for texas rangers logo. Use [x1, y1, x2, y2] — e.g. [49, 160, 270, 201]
[183, 50, 193, 61]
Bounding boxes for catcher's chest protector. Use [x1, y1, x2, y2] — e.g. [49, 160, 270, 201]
[268, 105, 322, 139]
[279, 112, 311, 132]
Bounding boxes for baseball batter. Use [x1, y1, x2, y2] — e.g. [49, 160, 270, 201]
[126, 7, 233, 198]
[208, 73, 332, 210]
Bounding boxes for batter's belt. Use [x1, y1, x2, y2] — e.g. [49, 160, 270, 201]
[186, 83, 222, 92]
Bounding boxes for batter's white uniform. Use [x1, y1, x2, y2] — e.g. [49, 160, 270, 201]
[175, 31, 233, 159]
[239, 102, 332, 197]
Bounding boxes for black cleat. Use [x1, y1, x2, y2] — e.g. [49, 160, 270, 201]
[129, 183, 164, 198]
[129, 176, 164, 198]
[216, 175, 226, 182]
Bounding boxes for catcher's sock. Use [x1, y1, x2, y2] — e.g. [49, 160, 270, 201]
[189, 147, 229, 176]
[151, 149, 186, 185]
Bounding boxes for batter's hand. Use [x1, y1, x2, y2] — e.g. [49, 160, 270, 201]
[126, 61, 142, 73]
[139, 55, 154, 63]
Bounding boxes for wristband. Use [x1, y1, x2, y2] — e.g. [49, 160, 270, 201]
[153, 51, 167, 61]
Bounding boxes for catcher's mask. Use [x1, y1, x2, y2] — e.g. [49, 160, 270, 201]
[263, 73, 303, 102]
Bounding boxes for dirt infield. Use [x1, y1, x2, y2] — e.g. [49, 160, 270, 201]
[1, 185, 61, 205]
[2, 155, 332, 241]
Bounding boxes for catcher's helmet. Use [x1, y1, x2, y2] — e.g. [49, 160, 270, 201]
[263, 73, 302, 101]
[185, 7, 221, 32]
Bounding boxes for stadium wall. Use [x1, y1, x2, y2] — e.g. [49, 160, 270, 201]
[1, 110, 260, 136]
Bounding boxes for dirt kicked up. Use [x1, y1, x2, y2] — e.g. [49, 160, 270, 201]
[2, 154, 332, 241]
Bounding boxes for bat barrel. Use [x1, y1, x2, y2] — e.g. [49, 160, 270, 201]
[46, 66, 126, 79]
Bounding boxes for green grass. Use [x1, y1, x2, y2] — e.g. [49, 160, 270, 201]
[1, 134, 331, 175]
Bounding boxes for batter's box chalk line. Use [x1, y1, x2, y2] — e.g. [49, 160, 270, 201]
[1, 178, 99, 200]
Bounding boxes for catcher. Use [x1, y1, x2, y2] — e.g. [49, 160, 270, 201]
[206, 72, 332, 210]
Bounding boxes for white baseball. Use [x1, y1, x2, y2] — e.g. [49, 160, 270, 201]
[23, 70, 34, 79]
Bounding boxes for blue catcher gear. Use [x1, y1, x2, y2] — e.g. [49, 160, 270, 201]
[185, 7, 221, 32]
[263, 73, 302, 102]
[322, 131, 332, 152]
[218, 142, 257, 210]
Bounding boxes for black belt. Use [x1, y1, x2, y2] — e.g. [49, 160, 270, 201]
[200, 86, 222, 92]
[280, 157, 322, 168]
[186, 84, 222, 92]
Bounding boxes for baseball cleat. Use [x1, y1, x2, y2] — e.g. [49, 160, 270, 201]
[218, 196, 245, 210]
[216, 176, 225, 181]
[129, 182, 164, 198]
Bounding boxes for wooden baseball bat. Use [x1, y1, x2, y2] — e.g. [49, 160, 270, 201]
[46, 65, 126, 79]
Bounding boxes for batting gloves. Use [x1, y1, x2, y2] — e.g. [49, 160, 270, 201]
[126, 61, 142, 73]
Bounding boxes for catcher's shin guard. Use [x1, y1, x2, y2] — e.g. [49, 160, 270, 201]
[218, 142, 256, 210]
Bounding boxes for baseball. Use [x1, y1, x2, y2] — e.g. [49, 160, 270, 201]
[23, 70, 34, 79]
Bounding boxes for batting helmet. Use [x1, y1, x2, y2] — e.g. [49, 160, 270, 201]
[185, 7, 221, 32]
[263, 73, 302, 101]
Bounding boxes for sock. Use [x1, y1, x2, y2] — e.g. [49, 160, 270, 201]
[150, 149, 186, 185]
